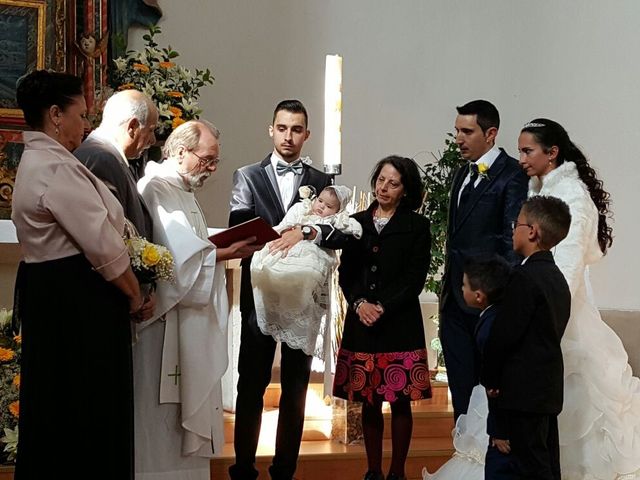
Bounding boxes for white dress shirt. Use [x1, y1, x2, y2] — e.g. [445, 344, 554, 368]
[270, 151, 300, 208]
[457, 146, 501, 206]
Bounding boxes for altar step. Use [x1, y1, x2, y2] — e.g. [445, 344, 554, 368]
[212, 381, 454, 480]
[210, 436, 453, 480]
[0, 385, 454, 480]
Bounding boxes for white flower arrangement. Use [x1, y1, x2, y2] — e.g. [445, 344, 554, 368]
[111, 24, 214, 138]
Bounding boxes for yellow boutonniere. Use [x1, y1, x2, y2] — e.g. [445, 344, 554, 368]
[477, 162, 490, 179]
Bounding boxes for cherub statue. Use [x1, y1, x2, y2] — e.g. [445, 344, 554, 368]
[75, 32, 109, 59]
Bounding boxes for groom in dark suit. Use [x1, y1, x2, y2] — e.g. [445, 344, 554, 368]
[440, 100, 528, 420]
[228, 100, 331, 480]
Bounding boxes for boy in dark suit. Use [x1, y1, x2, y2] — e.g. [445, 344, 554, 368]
[462, 256, 512, 479]
[482, 195, 572, 480]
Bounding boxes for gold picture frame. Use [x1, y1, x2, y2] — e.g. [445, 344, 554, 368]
[0, 0, 46, 123]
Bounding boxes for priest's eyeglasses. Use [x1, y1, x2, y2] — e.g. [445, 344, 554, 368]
[189, 149, 220, 168]
[511, 221, 533, 230]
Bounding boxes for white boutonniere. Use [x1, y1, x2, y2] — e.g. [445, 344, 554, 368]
[477, 162, 490, 179]
[298, 185, 317, 200]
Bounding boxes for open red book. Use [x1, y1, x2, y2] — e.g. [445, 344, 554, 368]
[208, 217, 280, 248]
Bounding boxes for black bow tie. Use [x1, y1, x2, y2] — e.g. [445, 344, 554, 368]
[276, 161, 303, 176]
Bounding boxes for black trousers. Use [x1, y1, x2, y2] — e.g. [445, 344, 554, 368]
[439, 297, 480, 419]
[504, 410, 561, 480]
[230, 309, 313, 480]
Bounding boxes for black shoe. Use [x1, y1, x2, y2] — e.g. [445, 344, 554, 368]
[363, 472, 384, 480]
[386, 474, 407, 480]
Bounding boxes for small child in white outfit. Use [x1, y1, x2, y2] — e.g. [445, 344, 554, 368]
[251, 185, 362, 358]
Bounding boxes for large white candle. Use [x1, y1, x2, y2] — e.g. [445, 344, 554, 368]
[323, 54, 342, 175]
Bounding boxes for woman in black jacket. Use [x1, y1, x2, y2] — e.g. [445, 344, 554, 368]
[332, 156, 432, 480]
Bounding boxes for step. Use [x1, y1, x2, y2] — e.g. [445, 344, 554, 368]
[263, 380, 450, 410]
[210, 437, 454, 480]
[226, 387, 453, 444]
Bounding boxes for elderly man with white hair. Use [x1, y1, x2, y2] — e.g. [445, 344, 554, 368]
[135, 120, 261, 480]
[75, 89, 158, 240]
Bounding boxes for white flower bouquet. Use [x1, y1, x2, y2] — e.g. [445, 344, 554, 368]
[111, 24, 214, 138]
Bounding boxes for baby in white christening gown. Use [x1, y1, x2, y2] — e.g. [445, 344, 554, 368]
[251, 185, 362, 358]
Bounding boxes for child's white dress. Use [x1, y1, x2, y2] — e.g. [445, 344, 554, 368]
[251, 199, 362, 358]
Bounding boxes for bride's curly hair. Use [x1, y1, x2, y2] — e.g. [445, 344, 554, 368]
[521, 118, 613, 254]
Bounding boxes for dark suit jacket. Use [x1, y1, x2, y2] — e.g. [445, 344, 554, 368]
[474, 304, 497, 354]
[326, 203, 431, 353]
[74, 131, 154, 241]
[228, 155, 331, 313]
[481, 251, 571, 415]
[441, 149, 528, 312]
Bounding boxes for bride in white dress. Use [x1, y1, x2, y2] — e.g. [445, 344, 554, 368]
[425, 119, 640, 480]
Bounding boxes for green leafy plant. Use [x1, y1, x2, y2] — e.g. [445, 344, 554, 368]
[418, 133, 464, 296]
[417, 133, 464, 374]
[110, 24, 214, 139]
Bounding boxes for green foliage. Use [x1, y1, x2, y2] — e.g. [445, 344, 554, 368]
[110, 24, 215, 138]
[418, 133, 464, 296]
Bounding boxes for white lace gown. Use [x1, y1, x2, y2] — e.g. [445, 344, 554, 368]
[251, 200, 362, 358]
[424, 161, 640, 480]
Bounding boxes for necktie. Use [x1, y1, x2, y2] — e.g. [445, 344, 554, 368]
[458, 162, 479, 207]
[276, 160, 303, 176]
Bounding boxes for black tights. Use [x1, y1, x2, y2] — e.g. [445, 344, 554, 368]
[361, 399, 413, 477]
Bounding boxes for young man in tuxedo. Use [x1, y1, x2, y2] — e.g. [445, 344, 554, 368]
[440, 100, 529, 420]
[482, 195, 572, 479]
[228, 100, 331, 480]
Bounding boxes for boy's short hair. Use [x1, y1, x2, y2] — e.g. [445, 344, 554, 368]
[464, 255, 512, 304]
[521, 196, 572, 250]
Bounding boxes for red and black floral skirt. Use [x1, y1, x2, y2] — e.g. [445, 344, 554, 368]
[333, 348, 432, 404]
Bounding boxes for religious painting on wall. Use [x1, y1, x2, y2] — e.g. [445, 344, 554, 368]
[0, 0, 65, 127]
[0, 0, 46, 125]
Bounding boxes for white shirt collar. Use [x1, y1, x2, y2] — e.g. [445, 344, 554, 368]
[472, 146, 500, 169]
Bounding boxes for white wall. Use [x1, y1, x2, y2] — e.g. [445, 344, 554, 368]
[130, 0, 640, 310]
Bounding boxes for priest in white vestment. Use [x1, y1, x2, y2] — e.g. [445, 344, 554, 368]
[134, 120, 262, 480]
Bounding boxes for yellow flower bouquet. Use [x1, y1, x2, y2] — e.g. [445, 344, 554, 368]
[0, 309, 19, 463]
[111, 24, 214, 139]
[125, 236, 175, 285]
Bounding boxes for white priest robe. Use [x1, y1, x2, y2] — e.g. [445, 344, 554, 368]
[134, 160, 228, 480]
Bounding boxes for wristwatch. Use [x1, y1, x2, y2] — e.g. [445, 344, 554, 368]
[301, 225, 313, 240]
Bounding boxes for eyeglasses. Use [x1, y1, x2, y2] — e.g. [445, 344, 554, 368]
[511, 220, 533, 230]
[189, 149, 220, 167]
